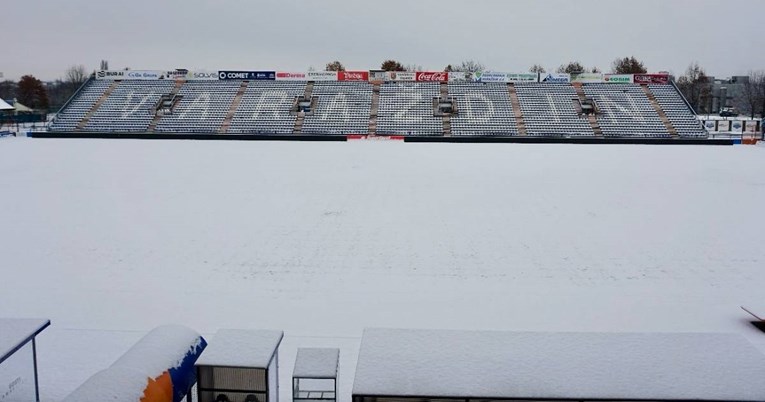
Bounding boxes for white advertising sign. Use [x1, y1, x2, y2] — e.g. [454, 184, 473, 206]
[186, 70, 219, 80]
[386, 71, 416, 81]
[307, 71, 338, 81]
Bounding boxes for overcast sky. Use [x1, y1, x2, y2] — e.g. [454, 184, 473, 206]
[2, 0, 763, 81]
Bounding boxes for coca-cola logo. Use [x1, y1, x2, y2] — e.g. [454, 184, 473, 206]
[416, 72, 448, 82]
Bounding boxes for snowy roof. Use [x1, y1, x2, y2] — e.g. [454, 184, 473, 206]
[293, 348, 339, 379]
[0, 99, 13, 111]
[110, 325, 205, 374]
[62, 366, 152, 402]
[196, 329, 283, 368]
[352, 328, 765, 402]
[0, 318, 50, 364]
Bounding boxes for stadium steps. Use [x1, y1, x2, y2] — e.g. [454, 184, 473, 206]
[368, 82, 380, 135]
[507, 83, 527, 136]
[76, 81, 119, 131]
[642, 85, 679, 138]
[573, 83, 603, 136]
[218, 81, 249, 134]
[293, 82, 314, 134]
[147, 79, 185, 133]
[441, 82, 451, 136]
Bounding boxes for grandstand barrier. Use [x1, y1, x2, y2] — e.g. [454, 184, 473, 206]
[29, 131, 348, 141]
[29, 131, 733, 145]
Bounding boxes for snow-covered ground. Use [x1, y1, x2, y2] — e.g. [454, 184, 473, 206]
[1, 138, 764, 401]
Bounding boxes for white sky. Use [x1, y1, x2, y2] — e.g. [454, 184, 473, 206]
[2, 0, 762, 81]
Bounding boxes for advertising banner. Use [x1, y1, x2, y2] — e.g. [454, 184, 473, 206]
[218, 71, 276, 80]
[717, 120, 731, 132]
[276, 72, 308, 81]
[337, 71, 369, 81]
[307, 71, 338, 81]
[633, 74, 670, 84]
[123, 70, 163, 80]
[702, 120, 716, 132]
[474, 71, 507, 83]
[507, 73, 539, 82]
[540, 73, 571, 83]
[448, 72, 473, 82]
[571, 73, 604, 83]
[415, 71, 449, 82]
[386, 71, 416, 81]
[604, 74, 634, 84]
[165, 70, 187, 80]
[731, 120, 744, 134]
[744, 120, 759, 134]
[185, 71, 219, 80]
[96, 70, 126, 80]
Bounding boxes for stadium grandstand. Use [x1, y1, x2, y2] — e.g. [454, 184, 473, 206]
[48, 69, 707, 138]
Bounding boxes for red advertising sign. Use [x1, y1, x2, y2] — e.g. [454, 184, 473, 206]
[338, 71, 369, 81]
[416, 71, 448, 82]
[633, 74, 670, 84]
[276, 72, 307, 80]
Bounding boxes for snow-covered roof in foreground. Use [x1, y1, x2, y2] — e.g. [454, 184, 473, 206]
[0, 318, 50, 363]
[197, 329, 283, 368]
[0, 99, 13, 111]
[293, 348, 339, 379]
[352, 328, 765, 401]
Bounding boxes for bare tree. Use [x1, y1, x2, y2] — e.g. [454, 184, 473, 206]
[65, 65, 88, 88]
[449, 60, 485, 73]
[325, 61, 345, 72]
[611, 56, 647, 74]
[742, 71, 765, 118]
[100, 60, 109, 70]
[676, 62, 711, 113]
[529, 64, 546, 74]
[591, 66, 601, 74]
[404, 63, 422, 72]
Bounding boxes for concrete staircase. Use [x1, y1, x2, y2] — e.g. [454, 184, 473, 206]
[507, 83, 527, 136]
[76, 81, 119, 131]
[642, 85, 679, 138]
[440, 82, 451, 136]
[293, 82, 314, 134]
[573, 83, 603, 136]
[368, 82, 381, 135]
[147, 79, 185, 133]
[218, 81, 249, 134]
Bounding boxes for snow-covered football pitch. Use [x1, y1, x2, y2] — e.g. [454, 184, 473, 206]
[1, 137, 764, 401]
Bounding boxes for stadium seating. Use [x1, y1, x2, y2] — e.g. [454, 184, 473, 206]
[228, 81, 305, 134]
[648, 84, 707, 138]
[583, 84, 670, 138]
[50, 74, 708, 139]
[84, 81, 175, 132]
[49, 80, 112, 131]
[449, 83, 518, 136]
[155, 81, 239, 133]
[515, 83, 594, 136]
[303, 82, 372, 135]
[376, 82, 443, 136]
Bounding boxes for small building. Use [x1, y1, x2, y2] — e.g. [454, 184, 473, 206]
[0, 318, 50, 402]
[196, 329, 284, 402]
[352, 328, 765, 402]
[293, 348, 339, 402]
